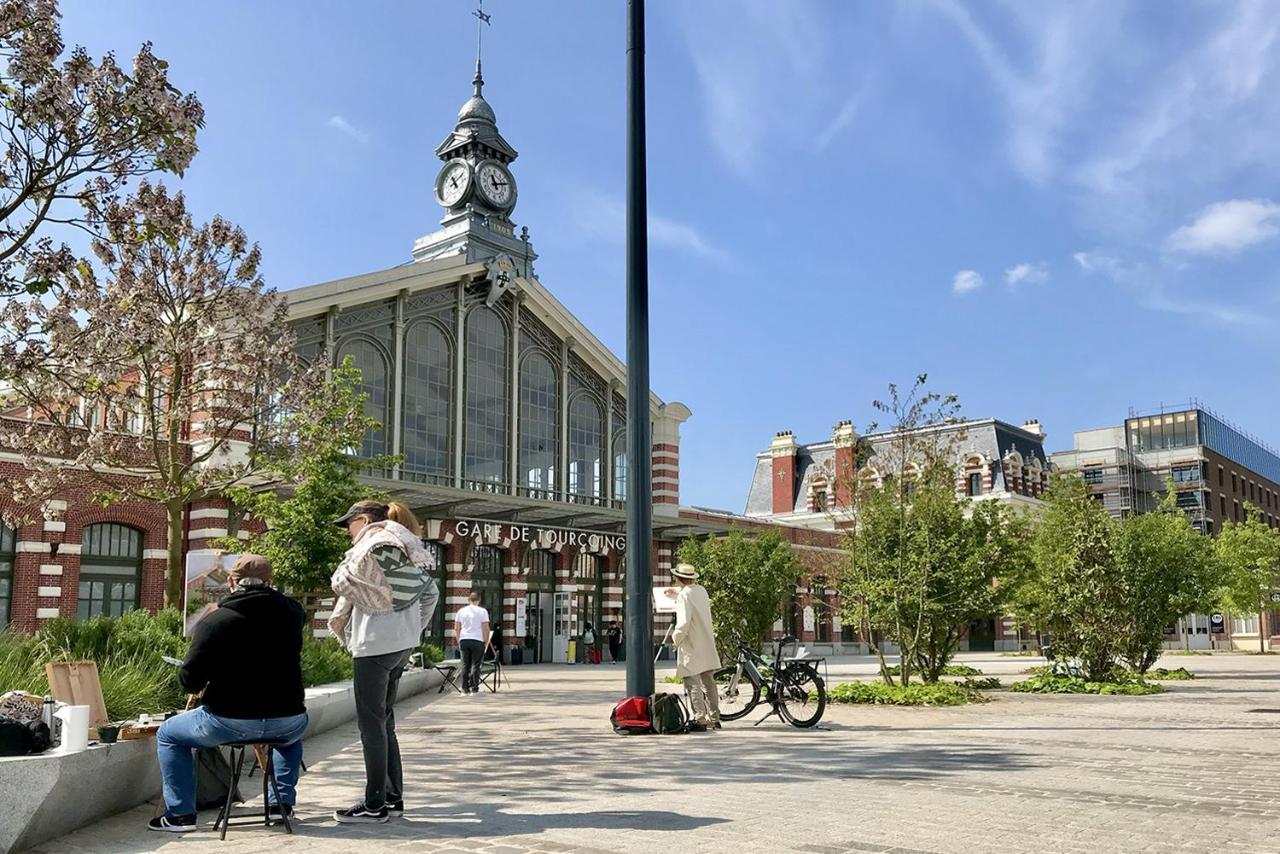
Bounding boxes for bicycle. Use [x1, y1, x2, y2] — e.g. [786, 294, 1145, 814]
[714, 634, 826, 728]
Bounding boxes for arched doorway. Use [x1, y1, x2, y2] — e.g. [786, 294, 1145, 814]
[470, 544, 505, 631]
[523, 549, 556, 663]
[78, 523, 143, 619]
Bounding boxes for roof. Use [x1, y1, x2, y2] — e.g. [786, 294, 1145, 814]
[744, 418, 1049, 517]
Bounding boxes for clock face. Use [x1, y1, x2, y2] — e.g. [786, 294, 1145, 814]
[476, 161, 515, 209]
[436, 160, 471, 207]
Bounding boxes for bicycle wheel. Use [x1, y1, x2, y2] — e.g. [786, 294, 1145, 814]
[714, 665, 760, 721]
[777, 667, 826, 728]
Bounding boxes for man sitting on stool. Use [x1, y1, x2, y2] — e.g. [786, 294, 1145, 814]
[150, 555, 308, 832]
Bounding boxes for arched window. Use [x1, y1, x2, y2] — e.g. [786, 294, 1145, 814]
[470, 544, 505, 620]
[337, 337, 390, 460]
[402, 322, 453, 480]
[422, 541, 447, 646]
[612, 431, 627, 503]
[519, 352, 558, 498]
[0, 523, 14, 628]
[464, 307, 508, 488]
[569, 393, 603, 501]
[78, 523, 142, 619]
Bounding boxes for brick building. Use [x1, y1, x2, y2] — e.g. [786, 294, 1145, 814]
[1, 60, 843, 659]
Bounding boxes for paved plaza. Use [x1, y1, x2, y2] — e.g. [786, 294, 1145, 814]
[34, 653, 1280, 854]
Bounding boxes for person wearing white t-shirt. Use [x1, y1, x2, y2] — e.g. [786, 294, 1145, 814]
[454, 592, 491, 695]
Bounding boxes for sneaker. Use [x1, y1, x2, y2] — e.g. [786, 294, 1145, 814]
[387, 799, 404, 815]
[267, 804, 293, 821]
[334, 802, 389, 824]
[148, 813, 197, 833]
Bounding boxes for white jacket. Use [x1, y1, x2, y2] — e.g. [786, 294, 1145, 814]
[328, 520, 440, 659]
[672, 583, 721, 678]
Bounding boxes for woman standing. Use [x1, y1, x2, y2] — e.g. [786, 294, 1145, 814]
[327, 500, 439, 824]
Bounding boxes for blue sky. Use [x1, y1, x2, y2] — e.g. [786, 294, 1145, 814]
[62, 1, 1280, 512]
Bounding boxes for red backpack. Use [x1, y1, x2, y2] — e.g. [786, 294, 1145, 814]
[610, 696, 652, 734]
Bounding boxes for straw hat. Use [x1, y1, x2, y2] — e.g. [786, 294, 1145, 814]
[671, 563, 699, 580]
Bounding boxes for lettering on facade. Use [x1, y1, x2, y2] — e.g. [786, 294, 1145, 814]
[452, 520, 626, 553]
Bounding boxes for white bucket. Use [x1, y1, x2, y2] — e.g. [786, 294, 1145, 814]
[54, 705, 90, 753]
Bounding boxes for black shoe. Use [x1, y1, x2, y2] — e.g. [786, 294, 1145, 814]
[148, 813, 197, 833]
[713, 720, 723, 729]
[687, 722, 709, 732]
[267, 804, 293, 821]
[387, 799, 404, 814]
[334, 802, 389, 824]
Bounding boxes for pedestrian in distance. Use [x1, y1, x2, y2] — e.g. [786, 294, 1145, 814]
[455, 591, 491, 695]
[583, 621, 598, 664]
[668, 563, 722, 731]
[606, 620, 623, 664]
[328, 500, 441, 824]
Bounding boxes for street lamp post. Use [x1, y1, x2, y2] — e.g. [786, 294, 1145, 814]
[624, 0, 654, 698]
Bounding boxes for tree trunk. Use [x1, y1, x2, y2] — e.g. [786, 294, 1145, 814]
[165, 501, 185, 609]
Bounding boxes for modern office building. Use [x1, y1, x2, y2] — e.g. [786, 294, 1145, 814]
[1052, 404, 1280, 649]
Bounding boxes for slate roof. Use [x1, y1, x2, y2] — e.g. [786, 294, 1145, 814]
[744, 419, 1048, 516]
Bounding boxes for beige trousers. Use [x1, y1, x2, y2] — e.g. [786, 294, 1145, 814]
[683, 669, 721, 724]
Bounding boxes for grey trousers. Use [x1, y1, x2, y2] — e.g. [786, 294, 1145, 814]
[683, 669, 721, 724]
[353, 648, 411, 809]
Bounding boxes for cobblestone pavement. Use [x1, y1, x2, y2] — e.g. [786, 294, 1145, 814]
[33, 652, 1280, 854]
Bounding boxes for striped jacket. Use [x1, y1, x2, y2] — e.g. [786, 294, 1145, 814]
[328, 521, 438, 646]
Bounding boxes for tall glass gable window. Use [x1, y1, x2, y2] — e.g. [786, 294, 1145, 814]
[464, 307, 509, 488]
[612, 430, 627, 503]
[568, 381, 603, 501]
[0, 523, 14, 629]
[519, 351, 558, 498]
[78, 523, 142, 619]
[402, 322, 453, 480]
[338, 338, 390, 460]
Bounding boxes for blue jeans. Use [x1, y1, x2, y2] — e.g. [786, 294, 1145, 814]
[156, 707, 309, 816]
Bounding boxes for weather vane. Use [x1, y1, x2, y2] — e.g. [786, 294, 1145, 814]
[473, 0, 491, 80]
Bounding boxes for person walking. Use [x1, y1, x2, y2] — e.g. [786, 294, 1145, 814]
[328, 500, 440, 824]
[582, 621, 598, 664]
[606, 620, 623, 664]
[150, 555, 307, 832]
[670, 563, 722, 731]
[454, 592, 490, 695]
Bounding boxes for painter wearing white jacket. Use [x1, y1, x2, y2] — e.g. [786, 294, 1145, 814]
[328, 500, 440, 825]
[670, 562, 722, 729]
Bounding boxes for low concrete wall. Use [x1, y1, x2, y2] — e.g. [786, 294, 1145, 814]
[0, 667, 444, 853]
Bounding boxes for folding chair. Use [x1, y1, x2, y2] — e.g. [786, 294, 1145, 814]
[433, 661, 463, 694]
[479, 658, 508, 693]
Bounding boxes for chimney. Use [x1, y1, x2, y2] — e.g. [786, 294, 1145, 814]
[770, 431, 799, 515]
[832, 420, 856, 506]
[1022, 419, 1044, 438]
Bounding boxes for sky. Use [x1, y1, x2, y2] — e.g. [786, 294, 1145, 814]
[60, 0, 1280, 513]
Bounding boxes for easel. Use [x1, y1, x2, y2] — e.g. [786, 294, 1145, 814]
[654, 622, 674, 665]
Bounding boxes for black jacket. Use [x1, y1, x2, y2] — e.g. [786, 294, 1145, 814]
[179, 586, 307, 719]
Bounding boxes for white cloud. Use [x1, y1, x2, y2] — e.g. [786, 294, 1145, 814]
[1074, 248, 1264, 326]
[571, 190, 730, 265]
[952, 269, 984, 294]
[326, 115, 369, 144]
[1005, 262, 1049, 287]
[1165, 199, 1280, 254]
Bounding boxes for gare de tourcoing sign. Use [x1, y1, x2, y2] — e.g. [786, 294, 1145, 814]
[453, 519, 626, 553]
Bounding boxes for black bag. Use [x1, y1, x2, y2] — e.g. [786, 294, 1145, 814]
[650, 693, 690, 735]
[195, 747, 243, 809]
[0, 715, 51, 756]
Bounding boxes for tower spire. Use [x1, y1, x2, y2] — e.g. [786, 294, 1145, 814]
[472, 0, 491, 97]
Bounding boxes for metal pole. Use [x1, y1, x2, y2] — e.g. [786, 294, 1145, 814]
[624, 0, 654, 698]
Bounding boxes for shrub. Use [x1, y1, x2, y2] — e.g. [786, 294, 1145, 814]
[1167, 650, 1212, 656]
[300, 634, 354, 686]
[887, 663, 982, 677]
[1009, 672, 1164, 696]
[1143, 667, 1194, 681]
[416, 642, 445, 664]
[827, 681, 986, 706]
[963, 676, 1002, 690]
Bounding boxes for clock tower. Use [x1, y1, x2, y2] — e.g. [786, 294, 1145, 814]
[411, 52, 537, 273]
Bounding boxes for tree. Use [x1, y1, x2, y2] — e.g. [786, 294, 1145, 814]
[1017, 474, 1124, 680]
[1216, 505, 1280, 654]
[213, 358, 394, 617]
[0, 183, 366, 606]
[1111, 485, 1220, 672]
[0, 0, 203, 300]
[677, 528, 800, 658]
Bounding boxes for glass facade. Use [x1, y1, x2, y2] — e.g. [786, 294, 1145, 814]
[338, 338, 390, 460]
[568, 387, 603, 500]
[402, 322, 453, 479]
[1127, 411, 1199, 453]
[612, 431, 627, 503]
[464, 307, 509, 487]
[78, 523, 142, 619]
[1199, 410, 1280, 485]
[519, 351, 558, 497]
